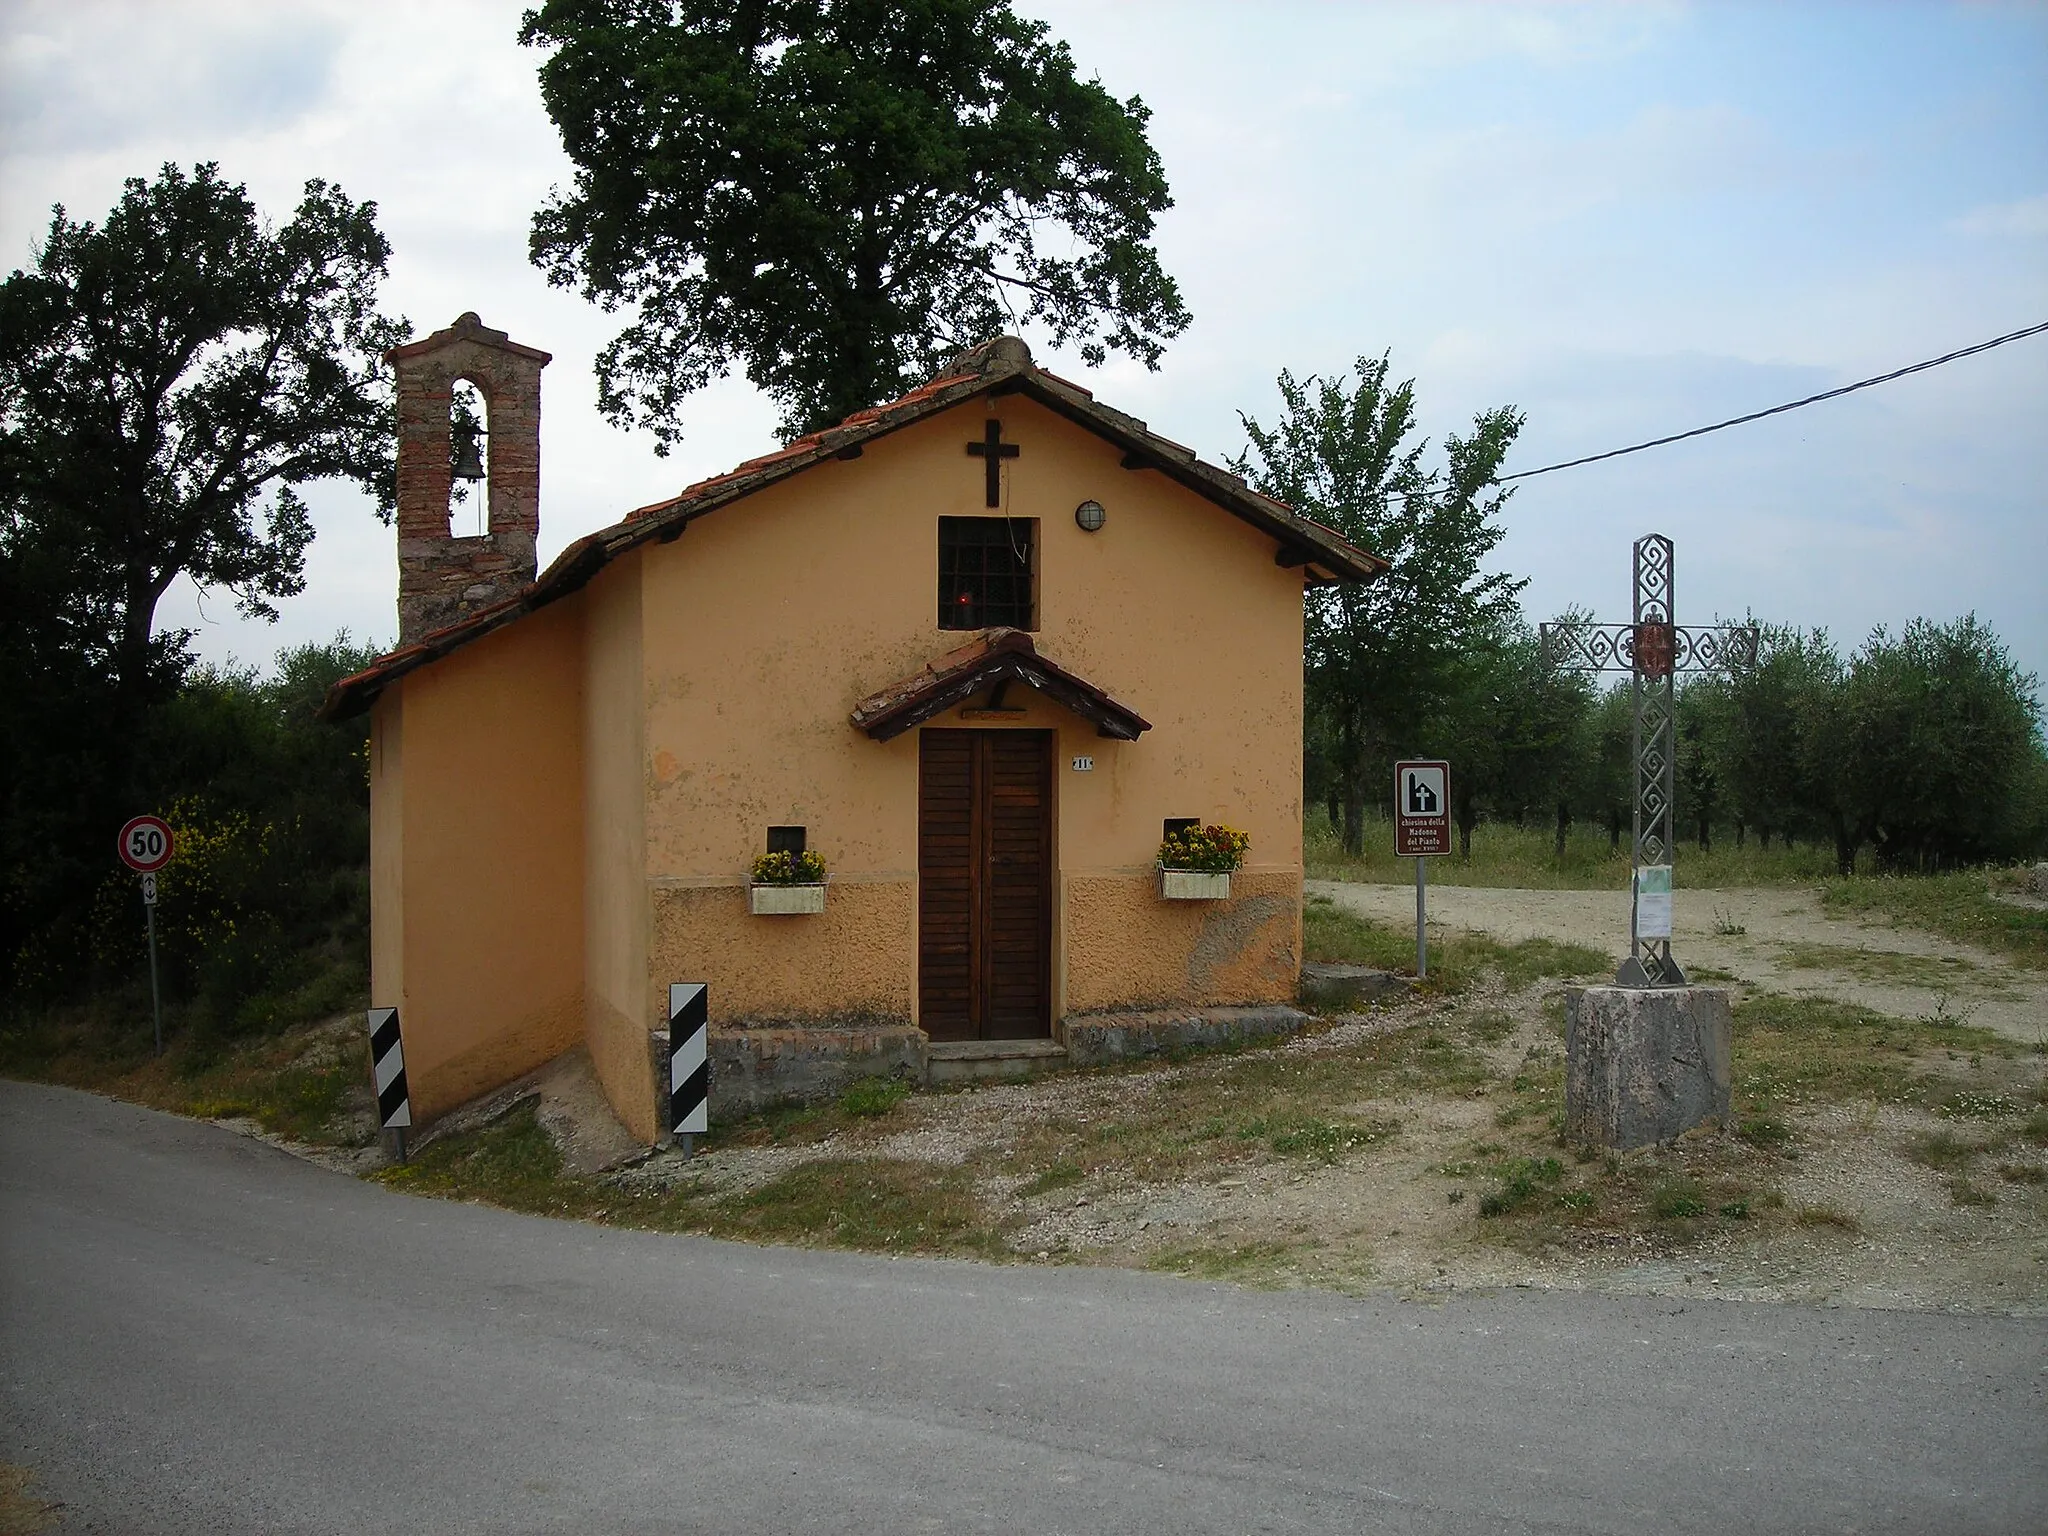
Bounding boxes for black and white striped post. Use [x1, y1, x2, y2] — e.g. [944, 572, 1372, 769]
[368, 1007, 411, 1162]
[667, 983, 709, 1155]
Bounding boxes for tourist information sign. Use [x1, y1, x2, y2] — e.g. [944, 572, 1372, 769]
[1393, 761, 1451, 857]
[1394, 761, 1452, 979]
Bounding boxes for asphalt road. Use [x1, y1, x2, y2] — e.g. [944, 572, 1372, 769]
[3, 1081, 2044, 1535]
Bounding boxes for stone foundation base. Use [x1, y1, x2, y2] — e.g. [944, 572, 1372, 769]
[646, 1025, 926, 1123]
[636, 1004, 1315, 1133]
[1061, 1005, 1309, 1068]
[1564, 985, 1732, 1149]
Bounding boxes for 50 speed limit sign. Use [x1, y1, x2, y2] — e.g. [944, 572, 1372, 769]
[117, 815, 175, 874]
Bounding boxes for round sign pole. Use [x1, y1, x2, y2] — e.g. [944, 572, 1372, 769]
[1415, 856, 1427, 981]
[118, 817, 175, 1056]
[145, 882, 163, 1056]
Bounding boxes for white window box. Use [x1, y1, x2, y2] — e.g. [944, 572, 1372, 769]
[1159, 869, 1231, 901]
[749, 882, 826, 915]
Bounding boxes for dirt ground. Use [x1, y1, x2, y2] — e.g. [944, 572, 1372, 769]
[1311, 879, 2048, 1046]
[598, 880, 2048, 1315]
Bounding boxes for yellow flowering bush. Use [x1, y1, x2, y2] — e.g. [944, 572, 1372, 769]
[1159, 823, 1250, 873]
[750, 848, 827, 885]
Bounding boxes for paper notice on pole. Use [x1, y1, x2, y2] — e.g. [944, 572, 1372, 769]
[1634, 865, 1673, 938]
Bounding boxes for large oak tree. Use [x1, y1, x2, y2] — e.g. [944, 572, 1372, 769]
[0, 162, 404, 702]
[0, 163, 402, 982]
[520, 0, 1190, 445]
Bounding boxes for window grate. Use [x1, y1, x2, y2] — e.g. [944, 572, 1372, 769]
[939, 517, 1036, 630]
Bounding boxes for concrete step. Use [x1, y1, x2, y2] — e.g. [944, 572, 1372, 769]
[927, 1037, 1069, 1086]
[1300, 962, 1413, 1010]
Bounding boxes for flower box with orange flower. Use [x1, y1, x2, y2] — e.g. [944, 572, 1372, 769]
[1157, 823, 1249, 900]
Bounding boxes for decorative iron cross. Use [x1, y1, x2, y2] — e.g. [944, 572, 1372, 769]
[967, 419, 1019, 507]
[1540, 535, 1758, 988]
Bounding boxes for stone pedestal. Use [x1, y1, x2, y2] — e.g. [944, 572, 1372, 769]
[1564, 986, 1732, 1149]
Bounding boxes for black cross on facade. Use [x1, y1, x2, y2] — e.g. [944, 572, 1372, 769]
[966, 419, 1019, 507]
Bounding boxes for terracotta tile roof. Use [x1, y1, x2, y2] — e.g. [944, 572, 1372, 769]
[848, 628, 1150, 743]
[320, 336, 1384, 722]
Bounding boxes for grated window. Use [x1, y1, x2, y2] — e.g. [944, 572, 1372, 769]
[939, 517, 1036, 630]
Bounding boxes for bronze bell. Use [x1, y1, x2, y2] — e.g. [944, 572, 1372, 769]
[451, 428, 486, 482]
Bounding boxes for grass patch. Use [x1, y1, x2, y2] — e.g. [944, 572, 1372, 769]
[1907, 1129, 1989, 1173]
[378, 1100, 595, 1214]
[1820, 872, 2048, 971]
[377, 1102, 1013, 1259]
[983, 1019, 1494, 1195]
[1462, 1008, 1517, 1044]
[0, 1011, 374, 1147]
[1730, 992, 2017, 1117]
[1478, 1155, 1564, 1216]
[1235, 1112, 1400, 1161]
[720, 1159, 1006, 1255]
[1147, 1239, 1308, 1285]
[1306, 810, 1840, 889]
[1736, 1115, 1793, 1147]
[1649, 1176, 1709, 1219]
[1940, 1090, 2022, 1120]
[1304, 896, 1607, 992]
[1776, 941, 2000, 990]
[839, 1077, 911, 1118]
[1019, 1161, 1086, 1197]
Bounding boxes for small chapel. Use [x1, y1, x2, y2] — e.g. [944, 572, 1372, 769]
[322, 315, 1383, 1142]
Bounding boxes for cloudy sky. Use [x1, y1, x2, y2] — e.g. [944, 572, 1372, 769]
[5, 1, 2045, 689]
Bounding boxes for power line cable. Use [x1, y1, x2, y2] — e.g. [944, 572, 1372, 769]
[1492, 319, 2048, 485]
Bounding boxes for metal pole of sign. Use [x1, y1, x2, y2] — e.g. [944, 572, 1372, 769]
[1415, 856, 1427, 980]
[143, 874, 163, 1057]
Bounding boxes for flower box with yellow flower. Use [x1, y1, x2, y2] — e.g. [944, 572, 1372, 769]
[749, 849, 827, 915]
[1157, 823, 1249, 900]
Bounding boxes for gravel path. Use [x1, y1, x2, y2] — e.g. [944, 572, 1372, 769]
[1310, 879, 2048, 1044]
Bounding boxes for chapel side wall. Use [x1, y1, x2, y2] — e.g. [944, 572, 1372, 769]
[394, 602, 586, 1123]
[636, 397, 1300, 1028]
[582, 561, 656, 1141]
[368, 691, 405, 1012]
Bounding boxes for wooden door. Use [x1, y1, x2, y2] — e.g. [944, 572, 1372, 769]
[918, 730, 1052, 1041]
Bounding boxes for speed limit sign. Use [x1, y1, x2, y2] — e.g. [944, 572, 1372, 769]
[117, 815, 175, 874]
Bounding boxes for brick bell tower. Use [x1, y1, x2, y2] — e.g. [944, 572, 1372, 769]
[386, 313, 552, 644]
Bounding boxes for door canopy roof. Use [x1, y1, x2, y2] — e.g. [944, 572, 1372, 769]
[849, 629, 1150, 743]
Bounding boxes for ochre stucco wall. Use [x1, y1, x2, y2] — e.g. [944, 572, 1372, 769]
[369, 691, 404, 1013]
[648, 881, 914, 1027]
[582, 562, 656, 1141]
[1062, 870, 1301, 1013]
[383, 600, 586, 1124]
[626, 395, 1304, 1028]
